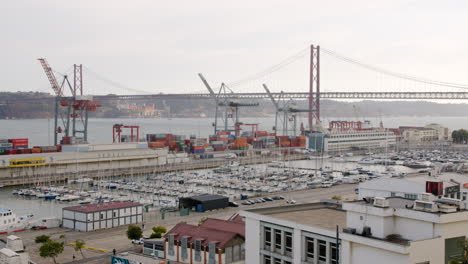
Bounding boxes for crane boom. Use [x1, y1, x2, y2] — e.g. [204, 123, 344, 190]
[38, 58, 63, 97]
[263, 84, 279, 110]
[198, 73, 217, 101]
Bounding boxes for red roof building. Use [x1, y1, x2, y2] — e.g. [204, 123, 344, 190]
[163, 215, 245, 264]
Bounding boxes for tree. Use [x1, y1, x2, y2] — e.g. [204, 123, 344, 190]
[198, 217, 208, 225]
[74, 239, 86, 259]
[452, 129, 468, 144]
[152, 226, 167, 234]
[149, 226, 167, 239]
[35, 235, 51, 244]
[39, 240, 64, 264]
[127, 225, 143, 241]
[331, 196, 342, 200]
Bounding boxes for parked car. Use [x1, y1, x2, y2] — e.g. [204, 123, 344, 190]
[286, 200, 297, 204]
[131, 238, 145, 245]
[241, 201, 252, 205]
[229, 201, 239, 207]
[263, 197, 273, 201]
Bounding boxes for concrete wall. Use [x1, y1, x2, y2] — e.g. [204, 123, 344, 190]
[349, 243, 409, 264]
[244, 217, 260, 264]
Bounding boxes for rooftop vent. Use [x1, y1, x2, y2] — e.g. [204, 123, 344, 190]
[373, 197, 389, 208]
[343, 227, 357, 234]
[420, 193, 435, 202]
[434, 197, 465, 210]
[413, 200, 439, 213]
[362, 226, 372, 237]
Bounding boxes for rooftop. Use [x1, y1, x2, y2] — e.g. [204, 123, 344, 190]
[184, 193, 228, 202]
[244, 202, 344, 231]
[63, 202, 141, 213]
[271, 208, 345, 231]
[201, 218, 245, 237]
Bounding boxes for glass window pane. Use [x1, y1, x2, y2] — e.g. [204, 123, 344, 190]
[319, 240, 326, 261]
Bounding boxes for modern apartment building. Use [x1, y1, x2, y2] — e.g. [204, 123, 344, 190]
[241, 196, 468, 264]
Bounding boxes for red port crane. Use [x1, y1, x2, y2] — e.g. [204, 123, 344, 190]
[38, 58, 101, 145]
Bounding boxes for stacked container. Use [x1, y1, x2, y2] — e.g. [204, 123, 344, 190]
[232, 137, 249, 150]
[9, 139, 28, 149]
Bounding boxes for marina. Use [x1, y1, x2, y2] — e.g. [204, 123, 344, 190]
[1, 148, 462, 220]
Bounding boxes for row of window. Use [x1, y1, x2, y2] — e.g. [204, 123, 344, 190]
[329, 133, 393, 139]
[261, 224, 338, 264]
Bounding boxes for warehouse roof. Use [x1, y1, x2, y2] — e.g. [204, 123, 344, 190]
[63, 202, 141, 213]
[200, 218, 245, 237]
[185, 193, 228, 202]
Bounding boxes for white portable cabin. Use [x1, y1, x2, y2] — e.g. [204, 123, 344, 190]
[62, 202, 143, 232]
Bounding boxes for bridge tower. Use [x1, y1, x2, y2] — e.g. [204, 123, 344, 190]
[309, 45, 320, 132]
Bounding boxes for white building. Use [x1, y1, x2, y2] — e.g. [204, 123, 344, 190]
[241, 196, 468, 264]
[325, 130, 396, 152]
[358, 177, 459, 200]
[359, 174, 468, 207]
[400, 123, 451, 143]
[0, 235, 30, 264]
[62, 202, 143, 232]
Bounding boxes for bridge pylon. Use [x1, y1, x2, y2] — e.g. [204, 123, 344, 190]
[309, 44, 320, 132]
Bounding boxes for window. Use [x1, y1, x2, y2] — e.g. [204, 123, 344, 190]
[305, 237, 314, 260]
[264, 227, 272, 249]
[404, 193, 418, 200]
[318, 240, 327, 262]
[194, 240, 202, 261]
[274, 229, 282, 252]
[263, 255, 271, 264]
[330, 242, 338, 264]
[273, 258, 281, 264]
[390, 192, 396, 197]
[285, 231, 292, 256]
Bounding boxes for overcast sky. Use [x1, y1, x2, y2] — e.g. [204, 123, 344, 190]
[2, 0, 468, 96]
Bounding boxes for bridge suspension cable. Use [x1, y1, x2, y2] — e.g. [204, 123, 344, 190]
[228, 47, 309, 88]
[321, 47, 468, 90]
[83, 66, 154, 95]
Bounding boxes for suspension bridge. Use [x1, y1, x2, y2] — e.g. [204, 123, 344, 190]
[2, 44, 468, 128]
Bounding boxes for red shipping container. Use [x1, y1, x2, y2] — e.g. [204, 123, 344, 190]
[217, 131, 231, 135]
[7, 149, 19, 155]
[9, 139, 28, 143]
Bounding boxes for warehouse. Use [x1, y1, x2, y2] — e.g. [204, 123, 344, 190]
[179, 194, 229, 212]
[62, 202, 143, 232]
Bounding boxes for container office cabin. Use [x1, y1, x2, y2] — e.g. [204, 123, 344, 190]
[62, 202, 143, 231]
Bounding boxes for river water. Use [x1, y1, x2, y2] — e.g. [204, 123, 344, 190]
[0, 116, 464, 219]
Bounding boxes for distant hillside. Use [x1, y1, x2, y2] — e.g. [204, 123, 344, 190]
[1, 91, 468, 119]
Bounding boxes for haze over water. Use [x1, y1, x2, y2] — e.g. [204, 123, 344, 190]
[0, 116, 466, 146]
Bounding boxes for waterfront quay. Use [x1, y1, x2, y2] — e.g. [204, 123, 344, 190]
[0, 147, 309, 187]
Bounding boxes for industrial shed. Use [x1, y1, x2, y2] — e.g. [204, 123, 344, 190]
[62, 202, 143, 232]
[179, 194, 229, 212]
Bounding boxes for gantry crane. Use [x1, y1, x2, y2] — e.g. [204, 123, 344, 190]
[198, 73, 258, 135]
[38, 58, 100, 145]
[263, 84, 312, 137]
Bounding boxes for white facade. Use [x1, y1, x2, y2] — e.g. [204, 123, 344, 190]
[241, 198, 468, 264]
[358, 178, 426, 200]
[324, 130, 396, 152]
[62, 203, 143, 231]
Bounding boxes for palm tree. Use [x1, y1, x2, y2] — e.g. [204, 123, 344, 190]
[74, 239, 86, 259]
